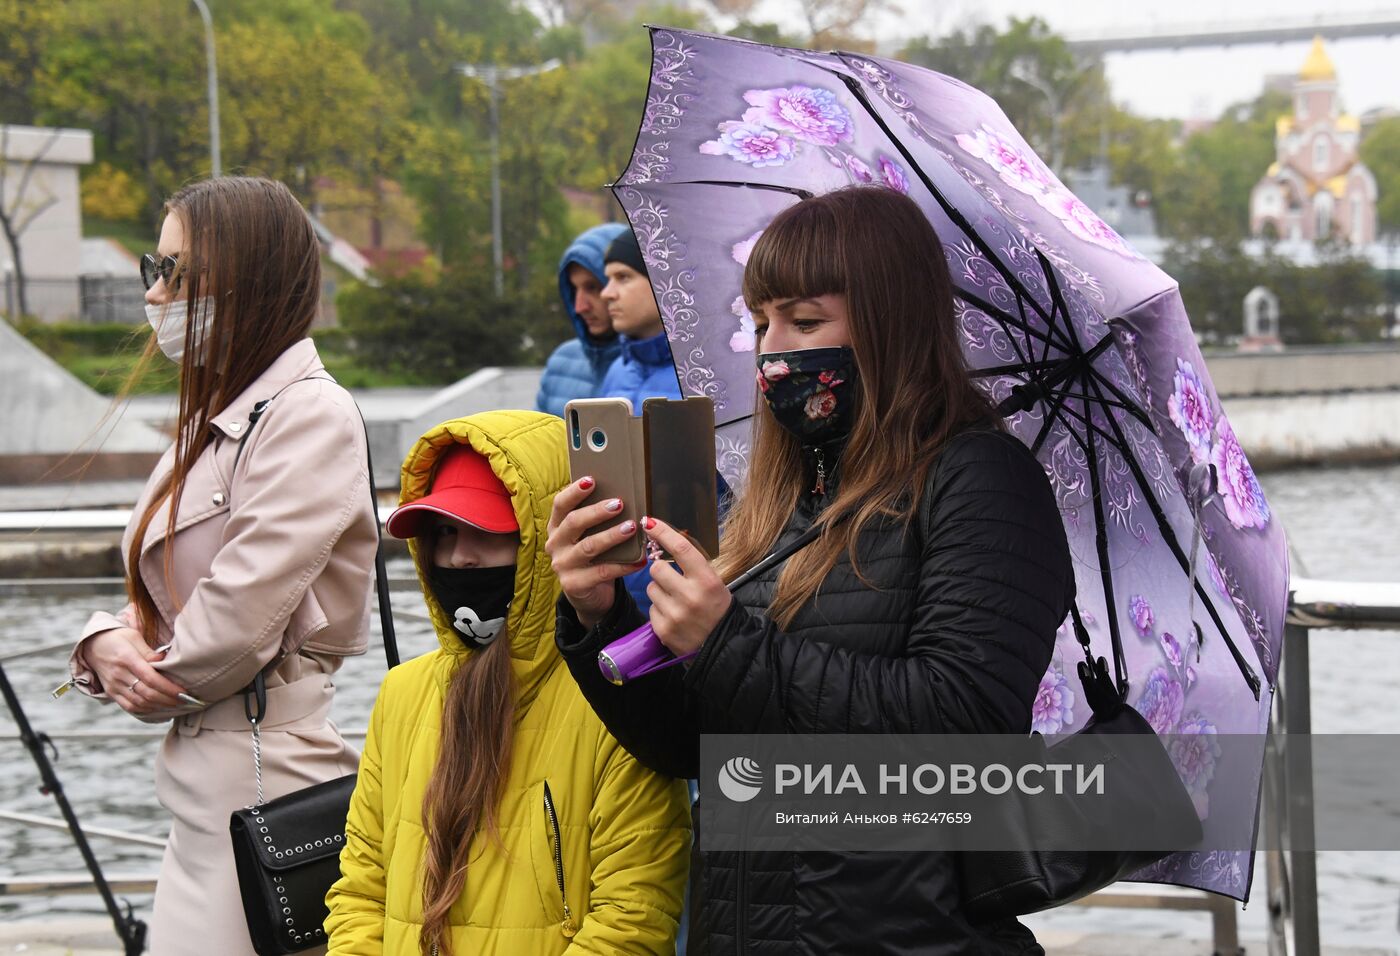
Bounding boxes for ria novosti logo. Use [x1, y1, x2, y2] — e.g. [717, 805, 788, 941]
[717, 756, 764, 803]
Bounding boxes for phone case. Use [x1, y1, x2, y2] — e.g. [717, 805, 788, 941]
[643, 397, 720, 559]
[565, 398, 645, 564]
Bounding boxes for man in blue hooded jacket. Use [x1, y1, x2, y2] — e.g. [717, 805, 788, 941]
[598, 229, 683, 412]
[597, 228, 684, 615]
[535, 222, 628, 417]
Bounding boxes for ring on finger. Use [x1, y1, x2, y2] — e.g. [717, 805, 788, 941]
[129, 678, 142, 693]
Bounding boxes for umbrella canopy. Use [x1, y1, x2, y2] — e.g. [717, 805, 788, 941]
[612, 27, 1289, 901]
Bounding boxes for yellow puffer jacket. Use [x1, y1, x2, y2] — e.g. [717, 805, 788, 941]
[325, 410, 691, 955]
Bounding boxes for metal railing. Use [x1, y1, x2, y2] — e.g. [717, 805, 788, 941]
[2, 573, 1396, 955]
[1, 276, 147, 325]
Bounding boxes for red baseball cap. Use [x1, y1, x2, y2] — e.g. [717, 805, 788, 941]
[386, 445, 518, 539]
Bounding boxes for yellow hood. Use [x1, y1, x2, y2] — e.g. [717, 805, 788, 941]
[397, 410, 568, 704]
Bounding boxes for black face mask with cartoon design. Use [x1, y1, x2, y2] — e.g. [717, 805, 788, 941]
[427, 565, 515, 648]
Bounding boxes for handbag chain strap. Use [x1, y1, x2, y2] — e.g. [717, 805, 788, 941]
[231, 376, 398, 809]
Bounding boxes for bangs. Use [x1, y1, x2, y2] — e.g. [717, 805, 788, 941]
[742, 200, 847, 311]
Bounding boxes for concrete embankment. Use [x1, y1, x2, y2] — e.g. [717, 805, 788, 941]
[1208, 346, 1400, 469]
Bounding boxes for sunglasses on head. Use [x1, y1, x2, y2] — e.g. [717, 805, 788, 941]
[140, 253, 180, 291]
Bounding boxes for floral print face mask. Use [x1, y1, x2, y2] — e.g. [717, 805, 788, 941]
[755, 346, 859, 445]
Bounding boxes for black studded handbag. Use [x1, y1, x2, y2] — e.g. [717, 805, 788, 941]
[227, 389, 399, 955]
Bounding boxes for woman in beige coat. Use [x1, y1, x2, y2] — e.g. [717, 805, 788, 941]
[64, 177, 378, 955]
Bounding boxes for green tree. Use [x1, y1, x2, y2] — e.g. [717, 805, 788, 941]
[36, 0, 209, 219]
[1262, 243, 1385, 343]
[901, 18, 1109, 176]
[1156, 89, 1289, 242]
[0, 0, 62, 124]
[1103, 109, 1180, 210]
[1168, 238, 1385, 344]
[1360, 117, 1400, 238]
[1164, 239, 1261, 345]
[218, 19, 400, 203]
[337, 264, 555, 380]
[560, 28, 655, 194]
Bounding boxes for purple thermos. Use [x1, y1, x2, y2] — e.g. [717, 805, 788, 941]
[597, 522, 827, 685]
[598, 623, 694, 684]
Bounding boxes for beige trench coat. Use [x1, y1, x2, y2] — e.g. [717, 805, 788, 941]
[69, 338, 378, 956]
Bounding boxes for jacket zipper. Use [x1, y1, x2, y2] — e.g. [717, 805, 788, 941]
[812, 446, 827, 497]
[542, 781, 577, 936]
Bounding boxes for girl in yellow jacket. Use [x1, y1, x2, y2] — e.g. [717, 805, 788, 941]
[326, 411, 691, 955]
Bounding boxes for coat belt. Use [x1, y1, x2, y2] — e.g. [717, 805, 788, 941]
[176, 673, 335, 736]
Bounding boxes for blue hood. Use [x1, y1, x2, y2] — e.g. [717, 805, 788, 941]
[558, 222, 628, 357]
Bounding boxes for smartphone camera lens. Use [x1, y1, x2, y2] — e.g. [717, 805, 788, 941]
[569, 409, 582, 450]
[588, 428, 607, 451]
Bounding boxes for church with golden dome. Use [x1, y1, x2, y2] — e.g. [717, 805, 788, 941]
[1249, 36, 1378, 245]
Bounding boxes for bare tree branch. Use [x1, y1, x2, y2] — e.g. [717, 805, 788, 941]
[13, 194, 58, 235]
[0, 125, 66, 318]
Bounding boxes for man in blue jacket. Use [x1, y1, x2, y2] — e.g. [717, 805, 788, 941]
[535, 222, 628, 417]
[598, 229, 683, 411]
[598, 228, 683, 615]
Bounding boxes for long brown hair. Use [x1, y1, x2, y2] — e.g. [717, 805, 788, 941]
[718, 186, 997, 626]
[125, 177, 322, 645]
[418, 614, 516, 956]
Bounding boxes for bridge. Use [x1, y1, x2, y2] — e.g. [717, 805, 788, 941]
[1064, 10, 1400, 54]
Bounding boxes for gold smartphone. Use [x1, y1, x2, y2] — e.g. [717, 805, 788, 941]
[565, 398, 646, 564]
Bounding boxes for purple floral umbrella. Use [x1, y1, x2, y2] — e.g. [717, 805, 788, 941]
[611, 27, 1289, 901]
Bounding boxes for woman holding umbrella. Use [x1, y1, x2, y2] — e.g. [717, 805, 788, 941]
[547, 185, 1077, 953]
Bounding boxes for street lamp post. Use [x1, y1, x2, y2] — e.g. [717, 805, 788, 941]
[455, 59, 561, 297]
[190, 0, 221, 177]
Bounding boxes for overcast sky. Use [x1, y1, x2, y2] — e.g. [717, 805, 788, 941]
[753, 0, 1400, 120]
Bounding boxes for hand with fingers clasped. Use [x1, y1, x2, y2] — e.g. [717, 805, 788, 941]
[640, 516, 732, 657]
[546, 476, 649, 629]
[82, 627, 191, 716]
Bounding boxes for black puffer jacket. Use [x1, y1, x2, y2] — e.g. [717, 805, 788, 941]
[556, 428, 1075, 955]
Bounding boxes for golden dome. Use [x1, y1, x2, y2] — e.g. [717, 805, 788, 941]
[1299, 35, 1336, 82]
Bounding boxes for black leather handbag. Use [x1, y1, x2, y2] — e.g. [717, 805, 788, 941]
[227, 387, 399, 955]
[956, 609, 1204, 923]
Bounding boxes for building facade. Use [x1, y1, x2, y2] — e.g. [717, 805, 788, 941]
[1248, 37, 1378, 246]
[1, 125, 93, 322]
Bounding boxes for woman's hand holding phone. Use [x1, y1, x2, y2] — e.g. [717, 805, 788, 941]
[546, 477, 649, 629]
[643, 516, 732, 656]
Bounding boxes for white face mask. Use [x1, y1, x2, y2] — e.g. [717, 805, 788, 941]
[144, 297, 215, 364]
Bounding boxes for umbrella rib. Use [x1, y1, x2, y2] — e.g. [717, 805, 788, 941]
[1078, 368, 1264, 699]
[1039, 390, 1137, 454]
[1045, 390, 1139, 414]
[638, 179, 818, 200]
[955, 289, 1069, 354]
[836, 74, 1068, 333]
[1079, 396, 1131, 695]
[970, 358, 1063, 380]
[1028, 379, 1079, 458]
[1033, 255, 1069, 367]
[1028, 255, 1157, 432]
[1081, 365, 1156, 432]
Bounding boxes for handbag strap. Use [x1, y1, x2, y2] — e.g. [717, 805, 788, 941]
[233, 375, 399, 806]
[726, 519, 835, 594]
[230, 376, 398, 671]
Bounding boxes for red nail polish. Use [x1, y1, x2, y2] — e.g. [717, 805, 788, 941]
[644, 516, 657, 530]
[579, 476, 594, 490]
